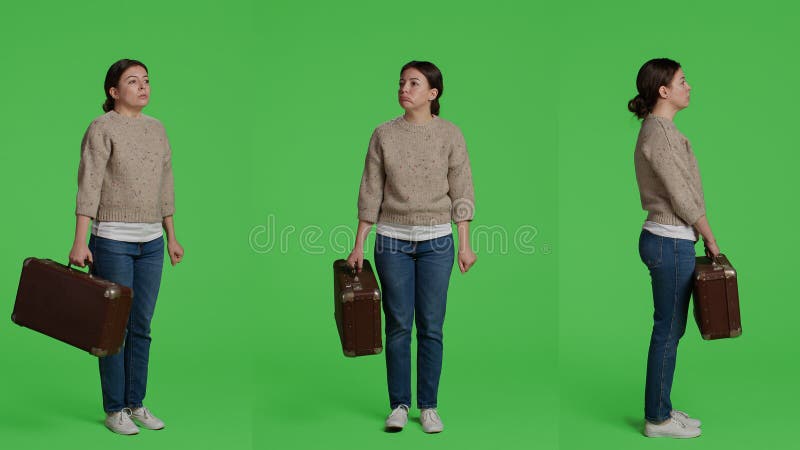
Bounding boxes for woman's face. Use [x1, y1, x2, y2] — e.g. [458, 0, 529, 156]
[398, 67, 438, 113]
[663, 68, 691, 110]
[110, 65, 150, 111]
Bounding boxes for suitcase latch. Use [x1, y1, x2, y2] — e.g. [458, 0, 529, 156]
[346, 281, 363, 291]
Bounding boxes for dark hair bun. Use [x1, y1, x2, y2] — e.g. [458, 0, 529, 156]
[102, 98, 115, 112]
[627, 95, 649, 119]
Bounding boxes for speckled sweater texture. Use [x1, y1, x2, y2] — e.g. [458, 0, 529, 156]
[76, 110, 175, 222]
[634, 115, 705, 226]
[358, 116, 475, 225]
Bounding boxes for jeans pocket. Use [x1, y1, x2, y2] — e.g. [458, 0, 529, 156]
[638, 231, 663, 269]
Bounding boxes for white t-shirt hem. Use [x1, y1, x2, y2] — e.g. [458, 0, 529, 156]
[376, 222, 452, 241]
[643, 220, 697, 241]
[92, 221, 164, 243]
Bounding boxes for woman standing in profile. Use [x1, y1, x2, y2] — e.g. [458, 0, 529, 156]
[629, 58, 720, 439]
[69, 59, 184, 435]
[347, 61, 477, 434]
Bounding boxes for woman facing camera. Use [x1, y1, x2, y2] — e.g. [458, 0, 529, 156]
[629, 58, 720, 438]
[69, 59, 184, 435]
[347, 60, 477, 434]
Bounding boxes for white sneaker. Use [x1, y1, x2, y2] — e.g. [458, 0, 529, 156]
[105, 408, 139, 435]
[130, 406, 165, 430]
[420, 408, 444, 434]
[672, 410, 702, 428]
[385, 405, 409, 431]
[644, 417, 701, 438]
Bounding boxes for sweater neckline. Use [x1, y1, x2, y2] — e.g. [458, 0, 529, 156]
[108, 109, 147, 124]
[646, 114, 674, 123]
[398, 115, 439, 131]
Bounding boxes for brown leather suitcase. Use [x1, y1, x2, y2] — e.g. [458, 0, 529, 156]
[333, 259, 382, 357]
[11, 257, 132, 356]
[693, 254, 742, 340]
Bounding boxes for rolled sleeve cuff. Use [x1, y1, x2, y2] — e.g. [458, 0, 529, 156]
[358, 208, 380, 223]
[75, 204, 98, 219]
[684, 210, 705, 227]
[677, 204, 705, 227]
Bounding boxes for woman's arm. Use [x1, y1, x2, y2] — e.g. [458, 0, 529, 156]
[346, 220, 374, 272]
[357, 131, 385, 225]
[163, 215, 184, 266]
[447, 130, 476, 273]
[76, 123, 112, 219]
[693, 215, 720, 257]
[71, 121, 111, 267]
[349, 129, 384, 272]
[68, 215, 93, 266]
[456, 221, 477, 273]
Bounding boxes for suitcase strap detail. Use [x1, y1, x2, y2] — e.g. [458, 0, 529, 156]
[725, 278, 739, 336]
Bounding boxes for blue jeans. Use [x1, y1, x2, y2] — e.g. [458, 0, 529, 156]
[89, 235, 164, 413]
[374, 234, 454, 409]
[639, 230, 696, 422]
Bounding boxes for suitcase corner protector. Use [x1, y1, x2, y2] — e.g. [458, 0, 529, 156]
[701, 333, 711, 340]
[91, 347, 109, 357]
[731, 328, 742, 337]
[104, 286, 122, 300]
[341, 290, 354, 303]
[343, 349, 356, 357]
[23, 257, 34, 267]
[10, 313, 17, 324]
[374, 347, 383, 354]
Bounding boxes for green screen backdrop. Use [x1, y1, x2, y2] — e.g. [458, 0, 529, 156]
[247, 2, 556, 449]
[557, 2, 800, 450]
[0, 1, 256, 449]
[1, 1, 795, 450]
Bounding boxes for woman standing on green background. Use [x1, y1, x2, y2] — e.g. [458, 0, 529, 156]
[347, 60, 477, 434]
[629, 58, 720, 439]
[69, 59, 184, 435]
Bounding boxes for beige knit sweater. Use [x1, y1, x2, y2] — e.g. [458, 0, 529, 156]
[358, 116, 475, 225]
[634, 115, 705, 226]
[76, 111, 175, 222]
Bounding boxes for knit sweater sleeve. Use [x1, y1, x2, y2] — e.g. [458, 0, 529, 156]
[357, 129, 385, 223]
[161, 137, 176, 217]
[447, 129, 476, 222]
[75, 121, 111, 219]
[641, 124, 705, 225]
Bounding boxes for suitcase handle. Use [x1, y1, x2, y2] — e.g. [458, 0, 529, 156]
[707, 255, 723, 270]
[67, 260, 94, 277]
[704, 245, 723, 268]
